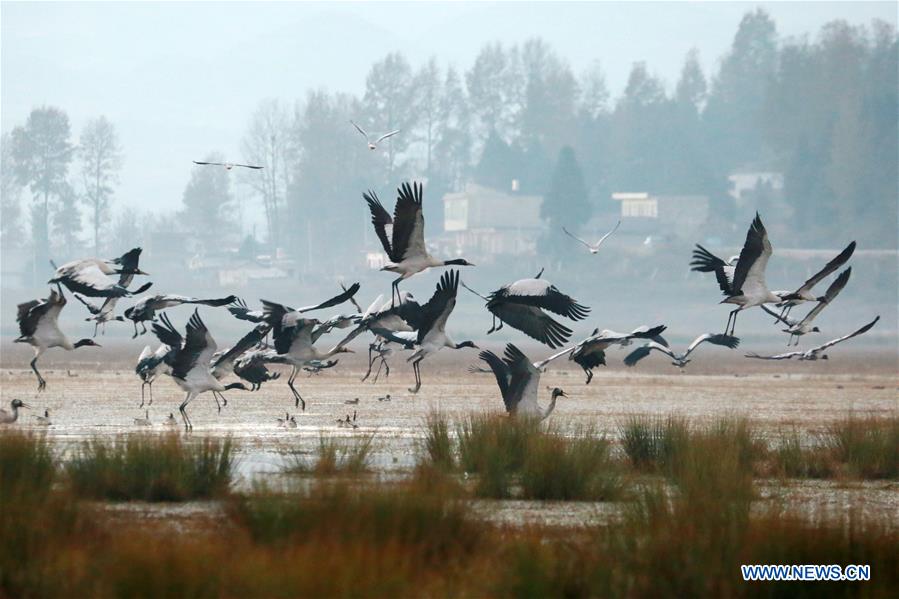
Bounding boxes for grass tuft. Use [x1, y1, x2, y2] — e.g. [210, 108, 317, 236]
[285, 433, 375, 475]
[65, 433, 234, 501]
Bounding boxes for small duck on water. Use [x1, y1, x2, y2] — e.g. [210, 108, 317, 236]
[164, 413, 178, 427]
[35, 409, 52, 426]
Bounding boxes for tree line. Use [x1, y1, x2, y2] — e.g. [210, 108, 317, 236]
[3, 9, 896, 279]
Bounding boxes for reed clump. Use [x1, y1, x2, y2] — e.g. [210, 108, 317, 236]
[65, 433, 234, 501]
[770, 415, 899, 479]
[284, 433, 375, 475]
[422, 413, 625, 500]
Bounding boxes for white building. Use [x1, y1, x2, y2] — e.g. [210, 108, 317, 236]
[441, 183, 543, 257]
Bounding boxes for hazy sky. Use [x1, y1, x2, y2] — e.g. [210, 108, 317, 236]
[2, 1, 894, 224]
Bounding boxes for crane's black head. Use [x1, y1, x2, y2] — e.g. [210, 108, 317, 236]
[551, 388, 567, 399]
[811, 326, 821, 333]
[11, 399, 28, 409]
[455, 340, 478, 350]
[444, 258, 475, 267]
[821, 354, 829, 360]
[74, 339, 101, 348]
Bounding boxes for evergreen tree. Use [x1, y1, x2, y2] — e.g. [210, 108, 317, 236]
[540, 146, 591, 260]
[9, 106, 74, 278]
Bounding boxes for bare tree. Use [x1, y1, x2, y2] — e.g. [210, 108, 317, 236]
[79, 116, 123, 253]
[240, 99, 291, 251]
[414, 57, 443, 178]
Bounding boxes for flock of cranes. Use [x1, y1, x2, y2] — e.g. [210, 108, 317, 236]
[8, 176, 880, 429]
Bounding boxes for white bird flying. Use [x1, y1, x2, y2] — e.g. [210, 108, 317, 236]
[350, 120, 400, 150]
[192, 160, 263, 170]
[562, 220, 621, 254]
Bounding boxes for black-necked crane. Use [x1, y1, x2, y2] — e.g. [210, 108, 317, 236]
[192, 160, 263, 170]
[364, 182, 474, 305]
[74, 294, 126, 336]
[461, 273, 590, 349]
[207, 323, 273, 409]
[715, 213, 781, 335]
[124, 293, 237, 337]
[15, 287, 101, 391]
[479, 343, 566, 421]
[562, 220, 621, 254]
[767, 267, 852, 346]
[151, 310, 249, 430]
[623, 333, 740, 369]
[538, 325, 668, 383]
[0, 399, 29, 425]
[73, 247, 149, 334]
[136, 344, 175, 407]
[232, 348, 281, 391]
[257, 286, 362, 410]
[745, 316, 879, 361]
[337, 291, 422, 383]
[49, 247, 151, 298]
[393, 269, 478, 394]
[771, 241, 855, 321]
[350, 120, 400, 150]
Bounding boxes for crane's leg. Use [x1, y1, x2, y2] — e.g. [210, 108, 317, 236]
[391, 276, 403, 307]
[287, 366, 305, 411]
[584, 368, 593, 385]
[140, 382, 146, 408]
[141, 322, 148, 336]
[361, 343, 376, 382]
[487, 313, 497, 334]
[382, 358, 390, 380]
[408, 358, 422, 394]
[148, 382, 154, 406]
[211, 391, 223, 413]
[132, 321, 140, 339]
[180, 392, 195, 431]
[727, 308, 740, 336]
[373, 356, 386, 383]
[93, 322, 99, 338]
[31, 358, 46, 392]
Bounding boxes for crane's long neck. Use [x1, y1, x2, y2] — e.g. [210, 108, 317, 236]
[540, 394, 558, 421]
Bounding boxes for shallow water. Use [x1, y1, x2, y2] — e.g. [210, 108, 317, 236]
[1, 357, 895, 476]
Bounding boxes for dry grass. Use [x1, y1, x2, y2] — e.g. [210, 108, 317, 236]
[2, 415, 898, 597]
[770, 415, 899, 480]
[284, 433, 376, 475]
[64, 433, 234, 501]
